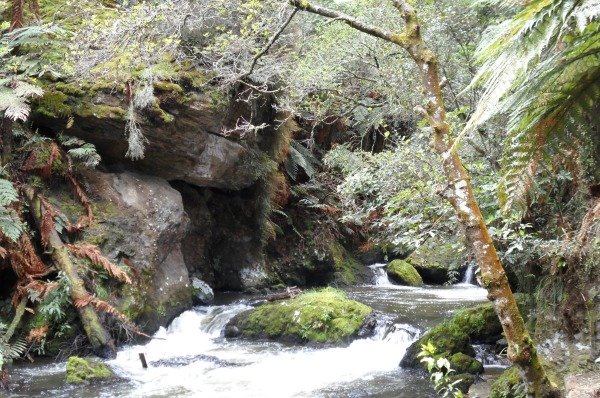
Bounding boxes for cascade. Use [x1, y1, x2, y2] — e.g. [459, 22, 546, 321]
[368, 263, 392, 286]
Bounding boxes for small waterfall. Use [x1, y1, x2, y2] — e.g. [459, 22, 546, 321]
[369, 263, 392, 286]
[462, 263, 476, 285]
[473, 344, 509, 367]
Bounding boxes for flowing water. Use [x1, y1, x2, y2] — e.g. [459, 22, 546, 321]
[5, 268, 491, 398]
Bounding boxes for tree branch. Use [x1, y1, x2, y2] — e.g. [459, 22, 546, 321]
[242, 8, 299, 80]
[288, 0, 400, 46]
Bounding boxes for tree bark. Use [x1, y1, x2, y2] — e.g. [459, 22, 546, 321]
[23, 186, 116, 359]
[289, 1, 558, 396]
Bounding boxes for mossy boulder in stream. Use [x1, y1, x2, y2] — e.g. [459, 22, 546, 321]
[66, 356, 113, 384]
[489, 367, 525, 398]
[226, 288, 372, 344]
[387, 260, 423, 286]
[400, 302, 505, 377]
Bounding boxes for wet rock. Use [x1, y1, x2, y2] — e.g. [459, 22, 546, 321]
[565, 372, 600, 398]
[66, 356, 112, 384]
[225, 288, 372, 344]
[387, 260, 423, 286]
[406, 238, 465, 284]
[77, 170, 192, 333]
[191, 278, 214, 305]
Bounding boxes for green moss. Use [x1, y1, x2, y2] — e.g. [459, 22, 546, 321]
[387, 259, 423, 286]
[490, 367, 525, 398]
[329, 242, 363, 285]
[240, 287, 372, 343]
[66, 356, 112, 384]
[453, 302, 502, 343]
[449, 352, 483, 374]
[36, 90, 72, 118]
[76, 103, 127, 120]
[154, 81, 184, 94]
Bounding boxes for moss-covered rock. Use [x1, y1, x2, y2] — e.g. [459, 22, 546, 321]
[489, 367, 525, 398]
[448, 373, 476, 394]
[400, 302, 504, 373]
[66, 356, 112, 384]
[453, 302, 503, 344]
[450, 352, 484, 374]
[227, 288, 372, 344]
[387, 259, 423, 286]
[406, 238, 465, 284]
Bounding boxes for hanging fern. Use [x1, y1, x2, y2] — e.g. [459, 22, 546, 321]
[284, 140, 321, 181]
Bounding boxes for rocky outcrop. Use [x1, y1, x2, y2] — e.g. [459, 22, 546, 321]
[35, 83, 275, 190]
[54, 169, 193, 333]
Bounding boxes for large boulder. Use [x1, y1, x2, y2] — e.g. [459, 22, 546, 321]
[387, 260, 423, 286]
[406, 238, 465, 284]
[225, 288, 373, 344]
[57, 170, 193, 333]
[400, 302, 505, 377]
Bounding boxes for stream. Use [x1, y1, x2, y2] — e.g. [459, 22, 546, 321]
[5, 266, 490, 398]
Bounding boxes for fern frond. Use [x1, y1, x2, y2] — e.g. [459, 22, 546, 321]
[498, 25, 600, 214]
[464, 0, 600, 132]
[67, 143, 101, 168]
[0, 179, 19, 207]
[66, 244, 132, 284]
[0, 87, 30, 121]
[284, 140, 321, 181]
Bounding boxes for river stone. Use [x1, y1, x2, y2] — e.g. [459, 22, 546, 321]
[192, 277, 214, 305]
[77, 170, 192, 333]
[66, 356, 112, 384]
[226, 288, 373, 344]
[387, 260, 423, 286]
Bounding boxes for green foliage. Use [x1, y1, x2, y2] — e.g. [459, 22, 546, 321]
[0, 178, 24, 242]
[0, 321, 27, 370]
[58, 135, 101, 168]
[418, 342, 465, 398]
[466, 0, 600, 215]
[489, 367, 526, 398]
[284, 140, 321, 181]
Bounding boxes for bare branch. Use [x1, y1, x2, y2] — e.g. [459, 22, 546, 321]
[242, 8, 299, 80]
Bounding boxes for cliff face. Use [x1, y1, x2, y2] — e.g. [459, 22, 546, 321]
[31, 82, 285, 332]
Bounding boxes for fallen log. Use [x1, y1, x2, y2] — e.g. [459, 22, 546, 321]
[266, 286, 302, 301]
[23, 186, 116, 359]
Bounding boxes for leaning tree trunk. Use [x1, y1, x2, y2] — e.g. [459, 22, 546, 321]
[289, 1, 558, 396]
[23, 187, 116, 359]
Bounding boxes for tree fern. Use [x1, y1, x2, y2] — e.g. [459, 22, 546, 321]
[466, 0, 600, 214]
